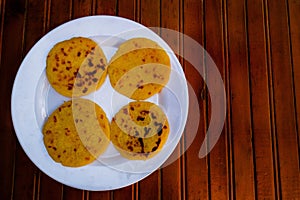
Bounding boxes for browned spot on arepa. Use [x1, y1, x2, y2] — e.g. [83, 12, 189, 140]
[108, 38, 171, 100]
[42, 98, 110, 167]
[46, 37, 107, 97]
[110, 101, 169, 160]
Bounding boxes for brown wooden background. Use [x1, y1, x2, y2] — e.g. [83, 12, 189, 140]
[1, 0, 299, 199]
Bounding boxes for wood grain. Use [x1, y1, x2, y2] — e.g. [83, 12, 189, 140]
[267, 0, 300, 198]
[88, 190, 110, 200]
[64, 188, 85, 200]
[140, 0, 159, 28]
[183, 0, 209, 199]
[0, 0, 6, 58]
[39, 174, 63, 200]
[0, 0, 26, 199]
[1, 0, 300, 199]
[160, 0, 182, 199]
[222, 1, 235, 198]
[12, 0, 48, 199]
[48, 0, 72, 30]
[204, 0, 228, 199]
[117, 0, 135, 19]
[113, 185, 134, 200]
[288, 0, 300, 182]
[246, 0, 276, 199]
[72, 0, 92, 19]
[226, 0, 256, 199]
[96, 0, 116, 15]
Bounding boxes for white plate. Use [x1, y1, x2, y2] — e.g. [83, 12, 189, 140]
[11, 16, 188, 191]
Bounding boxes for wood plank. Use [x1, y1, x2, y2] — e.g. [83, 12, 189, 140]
[113, 185, 134, 200]
[160, 0, 182, 199]
[140, 0, 159, 28]
[137, 0, 161, 199]
[139, 172, 161, 200]
[39, 174, 63, 200]
[184, 53, 208, 199]
[88, 190, 110, 200]
[246, 0, 276, 199]
[12, 0, 48, 199]
[73, 0, 92, 19]
[160, 0, 180, 49]
[267, 0, 300, 198]
[63, 186, 85, 200]
[183, 0, 209, 199]
[263, 0, 281, 198]
[96, 0, 116, 15]
[48, 0, 72, 30]
[288, 0, 300, 181]
[204, 0, 228, 199]
[0, 0, 26, 199]
[22, 0, 48, 51]
[13, 146, 39, 200]
[222, 1, 234, 198]
[118, 0, 135, 19]
[0, 0, 5, 59]
[226, 0, 256, 199]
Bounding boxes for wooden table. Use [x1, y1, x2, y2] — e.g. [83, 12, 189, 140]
[1, 0, 299, 199]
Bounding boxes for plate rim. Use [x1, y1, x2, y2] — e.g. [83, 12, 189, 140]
[11, 15, 189, 191]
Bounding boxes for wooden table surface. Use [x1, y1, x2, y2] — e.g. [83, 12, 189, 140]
[1, 0, 299, 199]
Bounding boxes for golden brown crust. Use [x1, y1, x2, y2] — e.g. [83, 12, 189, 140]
[46, 37, 107, 97]
[110, 101, 169, 160]
[108, 38, 171, 100]
[42, 98, 110, 167]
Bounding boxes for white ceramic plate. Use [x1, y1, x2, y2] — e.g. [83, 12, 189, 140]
[11, 16, 188, 191]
